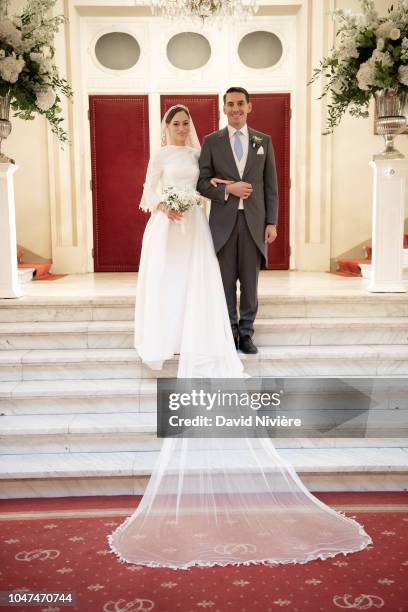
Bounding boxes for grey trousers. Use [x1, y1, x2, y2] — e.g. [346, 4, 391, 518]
[217, 211, 262, 339]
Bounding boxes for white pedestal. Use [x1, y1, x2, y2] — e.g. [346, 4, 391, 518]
[367, 159, 408, 293]
[0, 163, 23, 299]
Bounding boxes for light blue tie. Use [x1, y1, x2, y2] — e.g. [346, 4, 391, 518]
[233, 130, 243, 161]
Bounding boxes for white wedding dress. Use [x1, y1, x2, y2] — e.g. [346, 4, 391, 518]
[108, 139, 372, 570]
[134, 144, 244, 378]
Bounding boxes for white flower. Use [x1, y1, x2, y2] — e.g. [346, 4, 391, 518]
[332, 76, 347, 95]
[337, 34, 360, 61]
[401, 37, 408, 61]
[360, 0, 379, 27]
[376, 37, 385, 51]
[0, 55, 25, 83]
[356, 60, 375, 90]
[372, 49, 394, 67]
[398, 65, 408, 86]
[390, 28, 401, 40]
[0, 17, 22, 48]
[30, 52, 44, 63]
[30, 52, 55, 76]
[376, 20, 394, 39]
[35, 88, 57, 111]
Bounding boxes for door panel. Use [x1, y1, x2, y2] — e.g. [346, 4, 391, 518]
[249, 93, 290, 269]
[89, 95, 150, 272]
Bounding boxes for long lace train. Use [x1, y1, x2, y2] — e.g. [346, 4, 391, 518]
[108, 436, 372, 569]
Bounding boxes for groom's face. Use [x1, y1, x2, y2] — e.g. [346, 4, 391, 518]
[223, 93, 252, 129]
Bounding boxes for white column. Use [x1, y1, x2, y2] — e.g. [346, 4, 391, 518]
[367, 159, 408, 293]
[0, 163, 23, 298]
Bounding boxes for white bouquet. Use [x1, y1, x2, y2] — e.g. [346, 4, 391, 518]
[161, 186, 202, 232]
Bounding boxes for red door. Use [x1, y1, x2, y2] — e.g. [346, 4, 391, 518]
[160, 95, 219, 144]
[89, 95, 150, 272]
[249, 94, 290, 269]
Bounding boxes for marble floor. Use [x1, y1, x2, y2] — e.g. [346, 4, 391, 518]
[19, 270, 408, 298]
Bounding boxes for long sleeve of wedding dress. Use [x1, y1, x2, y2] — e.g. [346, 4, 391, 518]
[139, 150, 163, 212]
[108, 146, 373, 570]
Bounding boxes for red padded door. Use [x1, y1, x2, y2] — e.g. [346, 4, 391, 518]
[160, 95, 219, 144]
[89, 95, 150, 271]
[249, 94, 290, 269]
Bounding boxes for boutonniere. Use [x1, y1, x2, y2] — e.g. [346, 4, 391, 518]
[250, 135, 263, 149]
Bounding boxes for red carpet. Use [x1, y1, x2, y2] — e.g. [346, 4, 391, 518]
[0, 493, 407, 612]
[17, 262, 66, 281]
[331, 233, 408, 278]
[17, 250, 66, 281]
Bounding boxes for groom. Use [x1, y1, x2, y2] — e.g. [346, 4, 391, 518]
[197, 87, 279, 354]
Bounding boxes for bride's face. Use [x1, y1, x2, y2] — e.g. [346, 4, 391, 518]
[167, 111, 190, 146]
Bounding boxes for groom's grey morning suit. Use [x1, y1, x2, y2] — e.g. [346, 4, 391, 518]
[197, 125, 279, 341]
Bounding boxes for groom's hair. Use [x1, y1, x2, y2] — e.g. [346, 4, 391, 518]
[223, 87, 250, 103]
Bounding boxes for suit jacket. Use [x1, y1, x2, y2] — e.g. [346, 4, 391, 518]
[197, 126, 279, 261]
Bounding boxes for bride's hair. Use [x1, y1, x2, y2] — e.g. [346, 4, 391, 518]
[164, 106, 190, 124]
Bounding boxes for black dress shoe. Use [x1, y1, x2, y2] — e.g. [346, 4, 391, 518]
[239, 336, 258, 354]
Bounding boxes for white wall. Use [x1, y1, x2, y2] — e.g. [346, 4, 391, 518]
[7, 102, 52, 260]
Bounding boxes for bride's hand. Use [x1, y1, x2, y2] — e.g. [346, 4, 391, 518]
[210, 178, 235, 187]
[157, 202, 183, 221]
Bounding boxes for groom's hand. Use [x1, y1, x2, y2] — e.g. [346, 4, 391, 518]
[226, 182, 253, 200]
[265, 224, 277, 244]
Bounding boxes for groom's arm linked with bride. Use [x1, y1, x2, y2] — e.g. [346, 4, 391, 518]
[197, 87, 279, 354]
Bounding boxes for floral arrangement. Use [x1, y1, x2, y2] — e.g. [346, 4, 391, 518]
[0, 0, 73, 143]
[162, 186, 202, 214]
[311, 0, 408, 134]
[160, 186, 202, 232]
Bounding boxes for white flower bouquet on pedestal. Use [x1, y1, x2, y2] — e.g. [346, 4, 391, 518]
[310, 0, 408, 135]
[0, 0, 73, 152]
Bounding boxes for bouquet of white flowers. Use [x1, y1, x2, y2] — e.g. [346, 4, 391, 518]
[162, 186, 202, 214]
[0, 0, 73, 144]
[161, 186, 202, 232]
[310, 0, 408, 134]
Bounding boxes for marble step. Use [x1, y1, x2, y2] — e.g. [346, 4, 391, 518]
[0, 345, 408, 415]
[1, 447, 407, 497]
[0, 413, 158, 454]
[0, 379, 152, 415]
[1, 317, 408, 350]
[0, 412, 406, 453]
[1, 294, 408, 322]
[1, 345, 408, 388]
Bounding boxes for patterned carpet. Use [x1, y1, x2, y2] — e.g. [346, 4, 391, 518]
[0, 492, 407, 612]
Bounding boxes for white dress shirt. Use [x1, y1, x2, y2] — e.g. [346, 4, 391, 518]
[226, 124, 249, 209]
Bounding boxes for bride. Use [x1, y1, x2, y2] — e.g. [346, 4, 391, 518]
[108, 105, 372, 569]
[133, 104, 243, 378]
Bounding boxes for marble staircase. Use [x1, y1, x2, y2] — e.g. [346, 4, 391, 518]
[0, 292, 407, 498]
